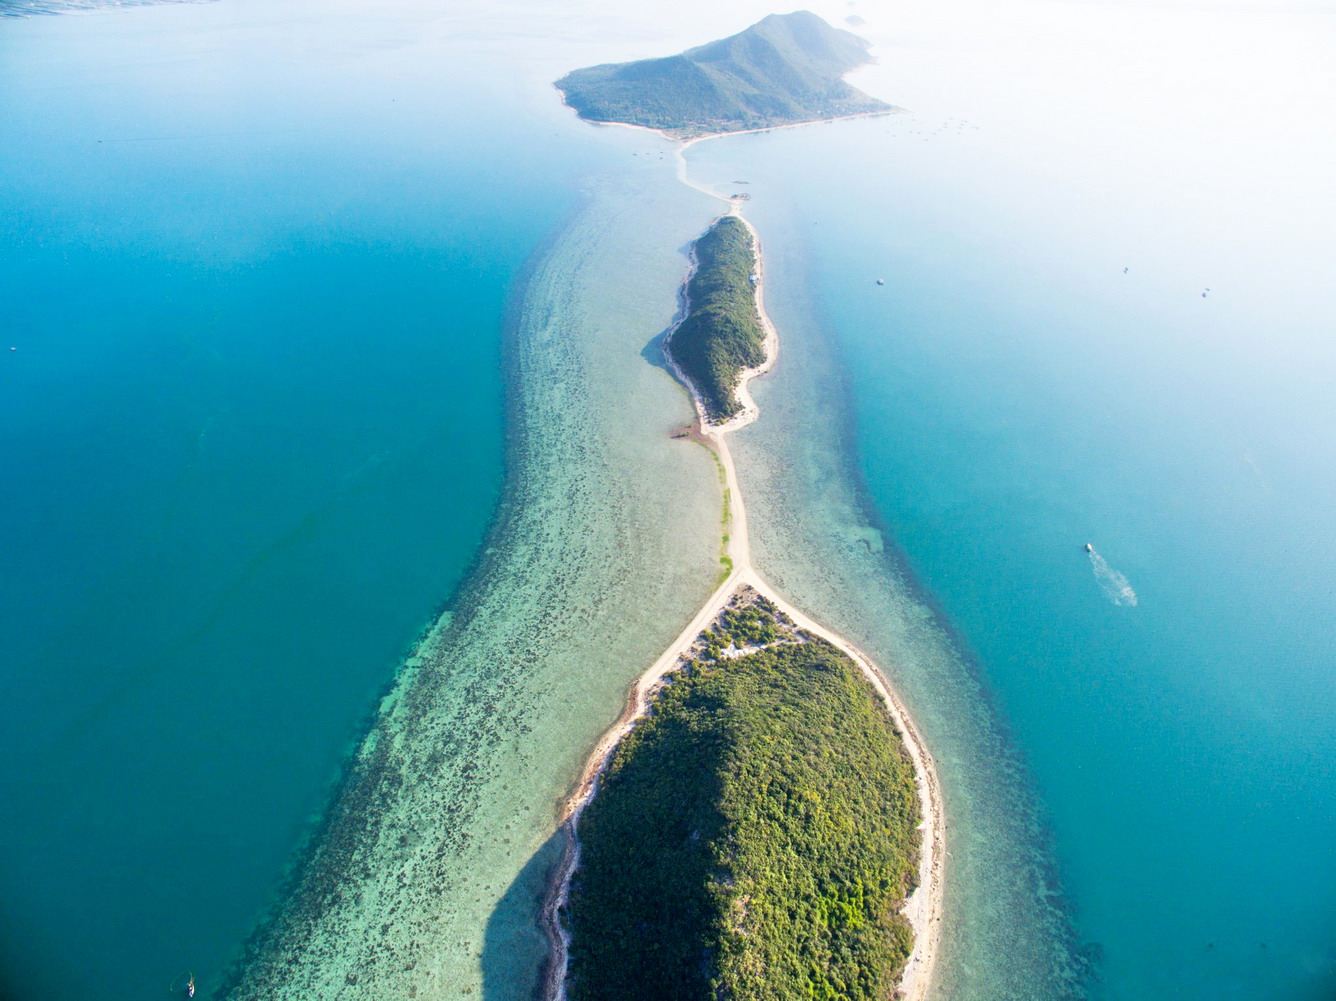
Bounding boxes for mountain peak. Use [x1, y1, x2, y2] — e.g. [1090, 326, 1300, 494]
[555, 11, 892, 140]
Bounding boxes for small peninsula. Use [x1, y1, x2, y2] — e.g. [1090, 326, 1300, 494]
[563, 590, 922, 1001]
[555, 11, 891, 140]
[667, 215, 768, 423]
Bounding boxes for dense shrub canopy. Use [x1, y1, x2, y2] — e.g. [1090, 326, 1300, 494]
[668, 215, 767, 421]
[566, 601, 921, 1001]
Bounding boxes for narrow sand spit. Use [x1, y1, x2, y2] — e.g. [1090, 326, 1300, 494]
[540, 124, 943, 1001]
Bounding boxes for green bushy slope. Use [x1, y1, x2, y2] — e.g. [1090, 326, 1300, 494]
[566, 597, 921, 1001]
[555, 11, 891, 139]
[668, 215, 766, 421]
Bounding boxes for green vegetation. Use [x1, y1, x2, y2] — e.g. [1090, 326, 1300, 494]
[692, 438, 733, 585]
[670, 215, 767, 421]
[554, 11, 892, 140]
[566, 598, 921, 1001]
[717, 555, 734, 587]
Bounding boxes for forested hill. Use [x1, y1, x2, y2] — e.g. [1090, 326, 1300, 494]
[554, 11, 891, 139]
[667, 215, 767, 423]
[566, 592, 921, 1001]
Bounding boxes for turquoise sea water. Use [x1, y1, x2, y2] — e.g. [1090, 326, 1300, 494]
[0, 2, 610, 996]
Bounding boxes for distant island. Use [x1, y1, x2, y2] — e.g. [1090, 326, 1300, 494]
[666, 215, 769, 423]
[544, 23, 942, 1001]
[564, 590, 921, 1001]
[554, 11, 892, 140]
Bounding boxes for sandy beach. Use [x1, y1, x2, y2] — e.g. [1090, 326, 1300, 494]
[540, 169, 944, 1001]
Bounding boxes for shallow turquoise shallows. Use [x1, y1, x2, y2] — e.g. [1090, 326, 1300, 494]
[0, 3, 608, 997]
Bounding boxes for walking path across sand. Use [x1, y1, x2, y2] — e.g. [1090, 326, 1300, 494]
[540, 131, 943, 1001]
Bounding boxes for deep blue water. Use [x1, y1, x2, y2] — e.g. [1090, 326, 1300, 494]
[0, 3, 601, 997]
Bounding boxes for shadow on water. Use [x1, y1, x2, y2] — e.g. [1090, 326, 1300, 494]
[640, 326, 674, 377]
[641, 237, 697, 382]
[481, 830, 567, 1001]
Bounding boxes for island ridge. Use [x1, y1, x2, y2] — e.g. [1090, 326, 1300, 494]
[545, 18, 943, 994]
[665, 215, 769, 423]
[565, 590, 921, 1001]
[555, 11, 892, 140]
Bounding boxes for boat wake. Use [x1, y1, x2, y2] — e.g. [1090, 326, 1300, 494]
[1087, 548, 1138, 606]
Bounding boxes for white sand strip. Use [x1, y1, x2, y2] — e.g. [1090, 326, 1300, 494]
[541, 153, 943, 999]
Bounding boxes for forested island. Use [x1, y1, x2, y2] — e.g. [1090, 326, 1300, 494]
[554, 11, 891, 140]
[564, 591, 922, 1001]
[667, 215, 768, 422]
